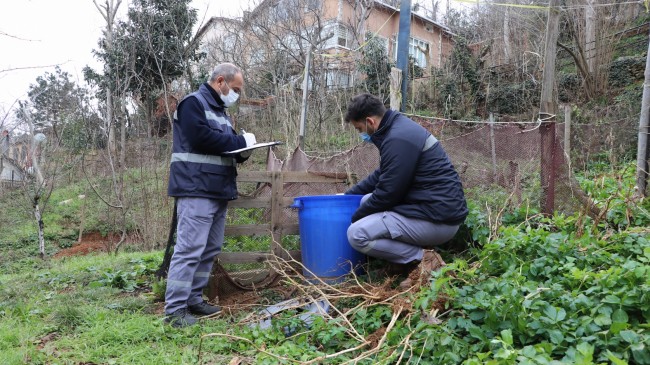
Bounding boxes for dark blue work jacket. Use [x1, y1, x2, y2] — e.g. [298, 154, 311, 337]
[346, 110, 468, 225]
[168, 83, 248, 200]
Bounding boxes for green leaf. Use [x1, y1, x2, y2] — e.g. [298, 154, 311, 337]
[494, 347, 513, 359]
[632, 343, 650, 364]
[594, 314, 611, 326]
[543, 305, 566, 323]
[469, 326, 487, 342]
[521, 345, 536, 357]
[548, 329, 564, 344]
[501, 329, 513, 346]
[619, 330, 639, 343]
[610, 321, 629, 334]
[612, 309, 629, 323]
[603, 295, 622, 304]
[577, 342, 594, 356]
[469, 310, 485, 321]
[606, 350, 629, 365]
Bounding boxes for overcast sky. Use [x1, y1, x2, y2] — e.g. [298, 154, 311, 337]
[0, 0, 255, 118]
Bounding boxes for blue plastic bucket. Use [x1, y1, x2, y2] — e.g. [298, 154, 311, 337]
[291, 195, 367, 283]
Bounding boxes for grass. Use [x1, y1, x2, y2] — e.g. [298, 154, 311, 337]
[0, 251, 245, 364]
[1, 162, 649, 363]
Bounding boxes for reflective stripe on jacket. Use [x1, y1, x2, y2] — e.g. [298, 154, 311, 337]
[346, 110, 468, 225]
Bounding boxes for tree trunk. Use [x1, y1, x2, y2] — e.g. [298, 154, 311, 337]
[431, 0, 440, 21]
[390, 67, 402, 110]
[503, 7, 511, 64]
[94, 0, 122, 156]
[120, 104, 126, 168]
[34, 196, 46, 259]
[107, 90, 116, 156]
[635, 26, 650, 197]
[299, 47, 312, 150]
[585, 0, 596, 74]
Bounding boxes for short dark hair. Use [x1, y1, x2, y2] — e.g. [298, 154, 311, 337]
[344, 93, 386, 123]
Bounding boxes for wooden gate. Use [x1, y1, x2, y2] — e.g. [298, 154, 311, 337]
[217, 170, 354, 262]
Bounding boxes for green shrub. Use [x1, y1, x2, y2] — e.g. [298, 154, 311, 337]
[558, 73, 581, 102]
[609, 56, 645, 88]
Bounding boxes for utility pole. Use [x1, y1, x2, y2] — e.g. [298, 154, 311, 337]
[299, 47, 312, 150]
[539, 0, 561, 215]
[396, 0, 412, 112]
[635, 26, 650, 197]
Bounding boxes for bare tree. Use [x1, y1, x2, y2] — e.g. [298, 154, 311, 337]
[84, 0, 201, 252]
[560, 0, 638, 100]
[202, 0, 363, 153]
[94, 0, 122, 158]
[14, 102, 59, 258]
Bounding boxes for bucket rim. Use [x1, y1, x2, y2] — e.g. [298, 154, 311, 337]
[293, 194, 363, 202]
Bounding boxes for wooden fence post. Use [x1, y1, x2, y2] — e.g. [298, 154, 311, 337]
[539, 0, 561, 215]
[489, 113, 498, 183]
[564, 104, 571, 161]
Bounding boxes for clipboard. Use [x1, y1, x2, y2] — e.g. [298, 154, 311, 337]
[223, 141, 283, 155]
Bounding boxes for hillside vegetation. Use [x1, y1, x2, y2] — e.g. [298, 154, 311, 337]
[1, 1, 649, 364]
[0, 162, 648, 364]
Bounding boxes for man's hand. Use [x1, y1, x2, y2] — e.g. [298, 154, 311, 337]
[243, 133, 257, 147]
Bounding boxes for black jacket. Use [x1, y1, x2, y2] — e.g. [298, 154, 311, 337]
[168, 83, 249, 200]
[346, 110, 468, 225]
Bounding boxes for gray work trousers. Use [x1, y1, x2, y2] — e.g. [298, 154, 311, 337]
[347, 194, 460, 264]
[165, 197, 227, 315]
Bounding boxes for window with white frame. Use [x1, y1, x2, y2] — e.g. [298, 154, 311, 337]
[325, 68, 352, 89]
[393, 36, 429, 68]
[223, 34, 236, 51]
[323, 22, 351, 49]
[337, 24, 350, 48]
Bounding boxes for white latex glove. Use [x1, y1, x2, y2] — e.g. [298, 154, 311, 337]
[243, 132, 257, 147]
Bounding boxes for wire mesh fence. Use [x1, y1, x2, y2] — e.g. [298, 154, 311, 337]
[211, 111, 636, 302]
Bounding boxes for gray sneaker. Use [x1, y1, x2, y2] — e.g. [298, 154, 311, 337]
[188, 301, 221, 316]
[165, 308, 198, 328]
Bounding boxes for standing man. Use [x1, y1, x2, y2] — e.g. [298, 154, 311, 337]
[165, 63, 257, 328]
[344, 93, 468, 288]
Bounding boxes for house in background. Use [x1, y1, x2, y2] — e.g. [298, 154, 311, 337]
[196, 0, 454, 92]
[0, 130, 26, 187]
[318, 0, 454, 75]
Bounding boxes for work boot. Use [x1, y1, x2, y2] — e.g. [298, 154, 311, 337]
[387, 261, 419, 276]
[398, 250, 446, 290]
[188, 301, 221, 316]
[165, 308, 198, 328]
[420, 250, 445, 273]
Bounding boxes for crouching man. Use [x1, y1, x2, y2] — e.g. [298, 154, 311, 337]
[343, 94, 468, 288]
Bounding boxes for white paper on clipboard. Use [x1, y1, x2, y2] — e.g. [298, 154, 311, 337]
[223, 141, 283, 155]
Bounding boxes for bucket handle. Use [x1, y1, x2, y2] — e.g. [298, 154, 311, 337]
[290, 199, 302, 209]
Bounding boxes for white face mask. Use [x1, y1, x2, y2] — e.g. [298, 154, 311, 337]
[221, 81, 240, 107]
